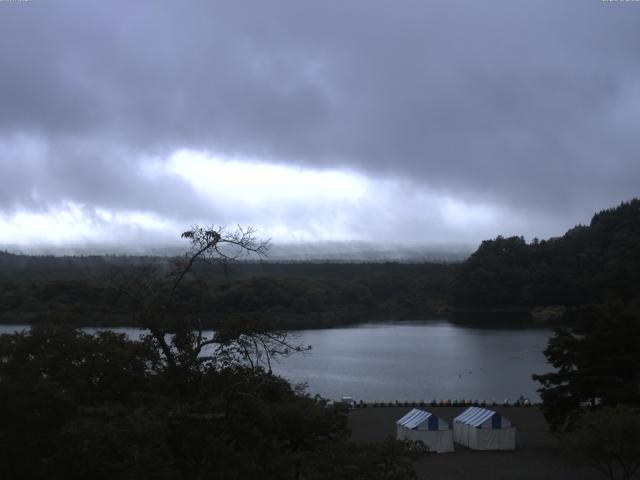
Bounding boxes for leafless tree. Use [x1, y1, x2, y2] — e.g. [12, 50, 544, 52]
[111, 225, 309, 373]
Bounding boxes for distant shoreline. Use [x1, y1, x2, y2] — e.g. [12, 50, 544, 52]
[0, 309, 560, 332]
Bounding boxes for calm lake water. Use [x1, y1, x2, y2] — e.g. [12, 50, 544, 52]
[0, 321, 553, 402]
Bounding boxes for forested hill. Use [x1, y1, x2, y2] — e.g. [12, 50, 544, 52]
[451, 199, 640, 308]
[3, 198, 639, 327]
[0, 253, 454, 329]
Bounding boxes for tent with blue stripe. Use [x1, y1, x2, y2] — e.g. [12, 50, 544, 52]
[453, 407, 517, 450]
[396, 408, 454, 453]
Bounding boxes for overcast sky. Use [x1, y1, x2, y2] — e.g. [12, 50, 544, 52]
[1, 0, 639, 254]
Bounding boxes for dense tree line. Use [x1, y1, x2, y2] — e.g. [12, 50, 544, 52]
[0, 257, 454, 329]
[452, 199, 640, 309]
[3, 199, 640, 325]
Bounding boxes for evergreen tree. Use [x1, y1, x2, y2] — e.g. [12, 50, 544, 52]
[533, 303, 640, 431]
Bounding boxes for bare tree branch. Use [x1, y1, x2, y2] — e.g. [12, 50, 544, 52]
[107, 224, 309, 377]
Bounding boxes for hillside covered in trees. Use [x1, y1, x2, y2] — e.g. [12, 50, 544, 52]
[2, 199, 640, 328]
[0, 253, 454, 329]
[452, 199, 640, 311]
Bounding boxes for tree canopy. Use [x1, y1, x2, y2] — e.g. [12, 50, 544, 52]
[533, 303, 640, 431]
[0, 225, 421, 480]
[452, 199, 640, 309]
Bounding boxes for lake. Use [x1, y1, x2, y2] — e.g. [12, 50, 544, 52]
[0, 321, 553, 402]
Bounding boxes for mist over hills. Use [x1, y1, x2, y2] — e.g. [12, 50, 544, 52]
[1, 198, 639, 330]
[0, 241, 472, 263]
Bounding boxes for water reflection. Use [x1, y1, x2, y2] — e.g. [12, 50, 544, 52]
[271, 322, 552, 401]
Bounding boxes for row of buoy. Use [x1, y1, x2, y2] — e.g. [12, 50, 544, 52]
[350, 398, 533, 408]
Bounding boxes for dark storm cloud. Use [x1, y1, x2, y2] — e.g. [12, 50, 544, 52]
[0, 135, 218, 221]
[0, 0, 639, 238]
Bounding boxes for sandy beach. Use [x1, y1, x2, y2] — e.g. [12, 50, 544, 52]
[348, 405, 601, 480]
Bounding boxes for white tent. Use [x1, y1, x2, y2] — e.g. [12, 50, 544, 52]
[453, 406, 517, 450]
[396, 408, 454, 453]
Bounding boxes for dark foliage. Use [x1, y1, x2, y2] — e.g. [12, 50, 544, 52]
[533, 302, 640, 431]
[0, 225, 421, 479]
[0, 321, 419, 480]
[452, 199, 640, 309]
[557, 406, 640, 480]
[0, 259, 454, 329]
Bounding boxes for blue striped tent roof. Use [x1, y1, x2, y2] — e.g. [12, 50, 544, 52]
[454, 407, 501, 427]
[397, 408, 445, 430]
